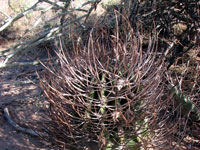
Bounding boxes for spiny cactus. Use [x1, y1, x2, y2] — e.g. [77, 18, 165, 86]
[40, 20, 164, 149]
[36, 2, 200, 149]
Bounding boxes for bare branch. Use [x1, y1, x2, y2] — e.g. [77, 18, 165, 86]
[0, 1, 40, 32]
[1, 106, 47, 137]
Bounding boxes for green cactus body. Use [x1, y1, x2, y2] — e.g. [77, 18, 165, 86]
[83, 64, 147, 149]
[100, 73, 107, 115]
[170, 86, 200, 121]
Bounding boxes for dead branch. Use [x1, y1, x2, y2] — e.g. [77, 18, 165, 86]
[1, 106, 47, 137]
[0, 0, 102, 68]
[0, 1, 40, 32]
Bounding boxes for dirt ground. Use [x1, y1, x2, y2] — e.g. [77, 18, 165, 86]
[0, 38, 52, 150]
[0, 1, 56, 148]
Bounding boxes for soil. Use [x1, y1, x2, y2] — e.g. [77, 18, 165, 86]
[0, 1, 56, 148]
[0, 39, 52, 150]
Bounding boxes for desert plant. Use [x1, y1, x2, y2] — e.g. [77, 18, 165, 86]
[39, 14, 166, 149]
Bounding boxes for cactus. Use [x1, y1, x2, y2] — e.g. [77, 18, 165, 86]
[170, 86, 200, 121]
[40, 17, 164, 149]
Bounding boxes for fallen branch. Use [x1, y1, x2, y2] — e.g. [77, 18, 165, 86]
[0, 58, 56, 69]
[0, 1, 40, 32]
[1, 105, 47, 137]
[0, 0, 102, 66]
[0, 14, 87, 66]
[0, 60, 40, 69]
[0, 79, 39, 85]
